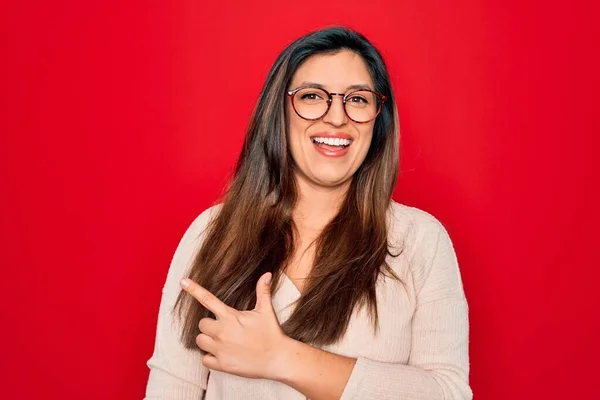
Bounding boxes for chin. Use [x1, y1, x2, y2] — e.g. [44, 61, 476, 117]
[312, 173, 353, 188]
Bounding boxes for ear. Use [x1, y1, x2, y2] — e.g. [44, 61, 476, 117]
[254, 272, 274, 313]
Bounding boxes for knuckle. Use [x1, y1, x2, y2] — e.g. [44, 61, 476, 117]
[221, 358, 238, 372]
[213, 330, 225, 341]
[199, 294, 213, 306]
[234, 314, 246, 325]
[201, 354, 211, 366]
[227, 309, 241, 320]
[198, 318, 208, 331]
[236, 312, 252, 326]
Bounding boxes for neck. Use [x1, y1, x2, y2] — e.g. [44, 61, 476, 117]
[293, 174, 351, 233]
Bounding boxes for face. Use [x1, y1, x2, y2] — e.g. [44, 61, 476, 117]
[286, 50, 376, 190]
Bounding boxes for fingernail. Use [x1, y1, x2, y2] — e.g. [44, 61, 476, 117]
[180, 278, 190, 288]
[265, 273, 272, 285]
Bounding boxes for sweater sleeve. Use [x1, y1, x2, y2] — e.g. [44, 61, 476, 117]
[144, 207, 218, 400]
[340, 221, 472, 400]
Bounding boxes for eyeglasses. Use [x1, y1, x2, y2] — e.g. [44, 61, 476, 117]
[287, 86, 387, 123]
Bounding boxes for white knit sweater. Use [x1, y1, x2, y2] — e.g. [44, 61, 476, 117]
[144, 201, 472, 399]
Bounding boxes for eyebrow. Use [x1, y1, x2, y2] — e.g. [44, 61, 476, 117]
[294, 81, 374, 91]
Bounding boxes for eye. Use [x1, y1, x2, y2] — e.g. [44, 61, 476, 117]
[348, 95, 368, 104]
[300, 92, 325, 101]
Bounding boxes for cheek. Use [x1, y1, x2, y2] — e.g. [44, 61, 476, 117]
[286, 106, 312, 145]
[285, 104, 299, 139]
[359, 125, 375, 152]
[285, 117, 308, 166]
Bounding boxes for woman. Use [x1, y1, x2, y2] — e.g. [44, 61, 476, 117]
[145, 26, 472, 400]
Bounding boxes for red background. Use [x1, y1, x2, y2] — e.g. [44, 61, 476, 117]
[1, 1, 598, 399]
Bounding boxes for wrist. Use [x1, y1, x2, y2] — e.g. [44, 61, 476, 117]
[267, 335, 301, 383]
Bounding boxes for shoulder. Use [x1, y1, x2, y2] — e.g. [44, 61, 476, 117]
[388, 200, 445, 227]
[386, 201, 460, 289]
[183, 203, 223, 241]
[387, 201, 465, 300]
[387, 200, 448, 249]
[161, 204, 223, 295]
[169, 204, 222, 271]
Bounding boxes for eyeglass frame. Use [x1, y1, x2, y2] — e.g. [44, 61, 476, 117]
[286, 85, 388, 124]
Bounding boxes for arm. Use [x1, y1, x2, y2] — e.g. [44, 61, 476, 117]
[273, 222, 472, 400]
[272, 338, 355, 400]
[144, 208, 218, 399]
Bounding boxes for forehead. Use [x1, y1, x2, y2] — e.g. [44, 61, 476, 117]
[290, 50, 373, 90]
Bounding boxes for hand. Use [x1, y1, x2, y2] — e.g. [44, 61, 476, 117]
[180, 272, 291, 380]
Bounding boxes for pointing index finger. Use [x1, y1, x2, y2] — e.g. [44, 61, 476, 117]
[180, 278, 229, 318]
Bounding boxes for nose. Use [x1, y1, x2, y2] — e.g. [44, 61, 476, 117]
[322, 94, 348, 127]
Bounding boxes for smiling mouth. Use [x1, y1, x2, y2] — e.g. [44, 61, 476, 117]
[311, 136, 353, 148]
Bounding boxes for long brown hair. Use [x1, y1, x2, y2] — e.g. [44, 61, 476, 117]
[175, 26, 400, 347]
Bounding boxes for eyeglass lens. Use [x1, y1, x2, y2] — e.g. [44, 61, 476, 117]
[292, 88, 380, 122]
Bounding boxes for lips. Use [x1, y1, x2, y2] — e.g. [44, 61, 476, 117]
[310, 131, 353, 140]
[310, 132, 354, 158]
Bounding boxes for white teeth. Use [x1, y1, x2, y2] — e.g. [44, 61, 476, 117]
[312, 137, 352, 146]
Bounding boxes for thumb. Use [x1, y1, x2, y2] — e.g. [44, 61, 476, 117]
[254, 272, 274, 312]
